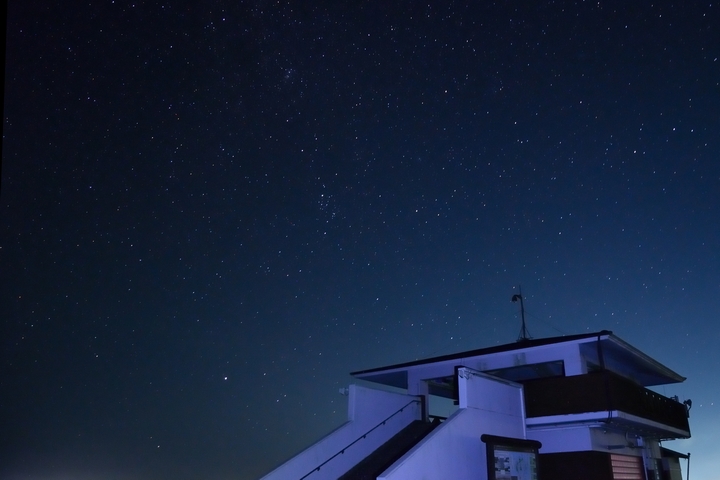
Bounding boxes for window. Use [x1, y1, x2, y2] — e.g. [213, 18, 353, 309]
[610, 454, 643, 480]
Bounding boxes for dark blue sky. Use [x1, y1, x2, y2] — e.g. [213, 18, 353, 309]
[2, 1, 719, 479]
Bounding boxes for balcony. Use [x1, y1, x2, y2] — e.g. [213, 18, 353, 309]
[522, 371, 690, 436]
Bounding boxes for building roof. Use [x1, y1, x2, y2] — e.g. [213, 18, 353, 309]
[351, 330, 686, 388]
[660, 447, 690, 459]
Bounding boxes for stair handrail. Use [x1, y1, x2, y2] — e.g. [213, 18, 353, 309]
[299, 398, 420, 480]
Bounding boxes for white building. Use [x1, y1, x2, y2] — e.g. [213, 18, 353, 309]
[259, 330, 691, 480]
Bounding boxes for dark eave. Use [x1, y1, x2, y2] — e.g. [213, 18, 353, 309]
[660, 447, 690, 460]
[351, 330, 612, 376]
[351, 330, 685, 387]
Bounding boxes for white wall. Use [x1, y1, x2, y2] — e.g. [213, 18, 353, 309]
[259, 385, 420, 480]
[527, 425, 593, 454]
[398, 342, 588, 397]
[458, 368, 526, 423]
[471, 343, 585, 376]
[591, 427, 641, 456]
[528, 424, 651, 458]
[379, 368, 526, 480]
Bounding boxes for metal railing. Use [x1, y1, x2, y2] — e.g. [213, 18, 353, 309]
[523, 371, 690, 433]
[299, 398, 420, 480]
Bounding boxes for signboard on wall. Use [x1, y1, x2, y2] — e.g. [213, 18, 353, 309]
[481, 434, 542, 480]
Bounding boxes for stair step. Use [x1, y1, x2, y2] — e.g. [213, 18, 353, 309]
[339, 419, 440, 480]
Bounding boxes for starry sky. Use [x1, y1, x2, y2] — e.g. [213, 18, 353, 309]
[2, 1, 719, 479]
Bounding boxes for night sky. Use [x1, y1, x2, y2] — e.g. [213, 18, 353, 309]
[2, 1, 719, 479]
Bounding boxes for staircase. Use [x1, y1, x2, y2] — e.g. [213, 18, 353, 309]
[339, 419, 440, 480]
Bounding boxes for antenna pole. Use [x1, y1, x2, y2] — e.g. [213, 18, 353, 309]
[512, 285, 531, 342]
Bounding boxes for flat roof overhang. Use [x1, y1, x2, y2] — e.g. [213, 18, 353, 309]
[525, 410, 691, 441]
[352, 331, 685, 388]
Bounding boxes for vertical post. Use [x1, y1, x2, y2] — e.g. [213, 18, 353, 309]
[512, 285, 531, 341]
[418, 381, 430, 422]
[408, 372, 429, 422]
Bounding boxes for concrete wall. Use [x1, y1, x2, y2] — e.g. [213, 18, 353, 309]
[529, 424, 650, 458]
[401, 342, 588, 397]
[379, 368, 526, 480]
[528, 425, 593, 454]
[259, 385, 420, 480]
[471, 343, 586, 376]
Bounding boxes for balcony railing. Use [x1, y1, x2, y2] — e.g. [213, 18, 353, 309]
[522, 371, 689, 434]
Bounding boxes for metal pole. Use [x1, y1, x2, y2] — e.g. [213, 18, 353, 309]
[512, 285, 530, 341]
[519, 288, 528, 340]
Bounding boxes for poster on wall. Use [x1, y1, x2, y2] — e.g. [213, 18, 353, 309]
[493, 446, 537, 480]
[481, 434, 541, 480]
